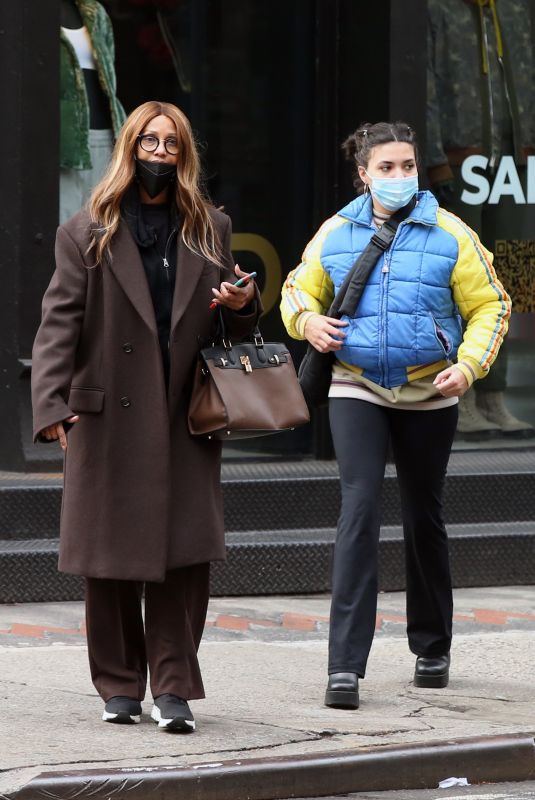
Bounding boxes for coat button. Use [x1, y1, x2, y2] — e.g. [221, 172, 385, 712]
[120, 396, 131, 408]
[122, 342, 133, 353]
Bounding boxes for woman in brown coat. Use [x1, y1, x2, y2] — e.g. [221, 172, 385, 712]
[31, 101, 259, 731]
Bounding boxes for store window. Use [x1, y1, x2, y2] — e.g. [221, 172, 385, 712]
[426, 0, 535, 450]
[85, 0, 319, 457]
[54, 0, 533, 464]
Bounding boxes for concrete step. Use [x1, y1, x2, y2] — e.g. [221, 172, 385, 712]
[1, 521, 534, 603]
[1, 451, 535, 539]
[1, 452, 534, 602]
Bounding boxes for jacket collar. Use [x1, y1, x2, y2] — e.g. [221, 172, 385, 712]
[337, 190, 438, 227]
[106, 220, 158, 336]
[109, 186, 206, 338]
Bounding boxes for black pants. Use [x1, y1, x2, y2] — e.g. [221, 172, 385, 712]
[328, 399, 458, 678]
[85, 563, 210, 702]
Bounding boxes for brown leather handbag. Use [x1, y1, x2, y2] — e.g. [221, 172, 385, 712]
[188, 324, 310, 440]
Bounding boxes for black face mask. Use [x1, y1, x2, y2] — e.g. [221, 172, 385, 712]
[135, 158, 176, 199]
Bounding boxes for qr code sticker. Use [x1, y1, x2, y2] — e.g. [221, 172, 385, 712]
[494, 239, 535, 313]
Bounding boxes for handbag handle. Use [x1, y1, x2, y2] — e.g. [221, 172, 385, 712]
[213, 308, 268, 362]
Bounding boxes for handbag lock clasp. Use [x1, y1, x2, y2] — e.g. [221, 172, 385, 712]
[240, 354, 253, 373]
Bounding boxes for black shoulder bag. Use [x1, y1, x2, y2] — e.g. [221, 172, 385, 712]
[297, 199, 415, 409]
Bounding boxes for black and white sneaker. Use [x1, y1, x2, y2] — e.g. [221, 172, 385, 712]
[151, 694, 195, 732]
[102, 696, 142, 724]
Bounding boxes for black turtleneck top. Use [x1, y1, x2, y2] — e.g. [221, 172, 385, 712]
[122, 193, 179, 387]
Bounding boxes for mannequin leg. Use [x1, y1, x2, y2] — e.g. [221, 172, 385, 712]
[59, 129, 113, 223]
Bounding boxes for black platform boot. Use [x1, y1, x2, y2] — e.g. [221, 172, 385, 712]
[324, 672, 359, 709]
[413, 654, 450, 688]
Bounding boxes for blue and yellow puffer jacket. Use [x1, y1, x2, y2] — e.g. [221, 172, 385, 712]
[281, 191, 510, 389]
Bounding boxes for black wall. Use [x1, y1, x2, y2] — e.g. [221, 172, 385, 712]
[0, 0, 61, 469]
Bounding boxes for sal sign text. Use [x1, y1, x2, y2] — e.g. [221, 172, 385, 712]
[461, 155, 535, 205]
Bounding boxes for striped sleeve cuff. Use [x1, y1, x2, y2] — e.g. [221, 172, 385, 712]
[295, 311, 319, 338]
[455, 358, 484, 387]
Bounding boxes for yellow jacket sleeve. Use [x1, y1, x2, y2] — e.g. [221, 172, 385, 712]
[280, 216, 344, 339]
[438, 209, 511, 385]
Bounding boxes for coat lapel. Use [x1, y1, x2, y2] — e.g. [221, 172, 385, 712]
[170, 237, 206, 336]
[108, 222, 158, 336]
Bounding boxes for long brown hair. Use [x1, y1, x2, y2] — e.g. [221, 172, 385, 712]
[87, 101, 222, 266]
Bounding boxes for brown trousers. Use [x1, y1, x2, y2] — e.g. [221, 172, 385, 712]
[85, 563, 210, 702]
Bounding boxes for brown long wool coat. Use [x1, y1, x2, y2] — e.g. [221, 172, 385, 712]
[31, 205, 259, 582]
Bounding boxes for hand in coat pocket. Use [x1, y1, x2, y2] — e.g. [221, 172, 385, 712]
[40, 416, 80, 451]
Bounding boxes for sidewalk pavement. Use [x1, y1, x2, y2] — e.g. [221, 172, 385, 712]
[1, 586, 534, 798]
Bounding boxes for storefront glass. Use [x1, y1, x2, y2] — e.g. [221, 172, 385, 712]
[427, 0, 535, 450]
[58, 0, 535, 461]
[103, 0, 317, 457]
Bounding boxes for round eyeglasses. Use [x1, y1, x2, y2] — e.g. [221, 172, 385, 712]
[137, 134, 178, 155]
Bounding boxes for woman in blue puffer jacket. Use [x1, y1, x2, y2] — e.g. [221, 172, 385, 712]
[281, 121, 511, 710]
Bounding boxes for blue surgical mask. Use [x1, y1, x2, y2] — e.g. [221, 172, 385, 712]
[365, 172, 419, 211]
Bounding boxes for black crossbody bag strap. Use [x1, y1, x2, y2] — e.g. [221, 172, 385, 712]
[297, 197, 416, 410]
[329, 197, 416, 319]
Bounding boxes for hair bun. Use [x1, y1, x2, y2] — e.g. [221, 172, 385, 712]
[341, 120, 419, 190]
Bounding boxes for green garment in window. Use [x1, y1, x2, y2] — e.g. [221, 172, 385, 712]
[61, 0, 126, 169]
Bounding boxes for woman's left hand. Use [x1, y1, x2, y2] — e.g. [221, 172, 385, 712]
[212, 264, 255, 311]
[433, 366, 469, 397]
